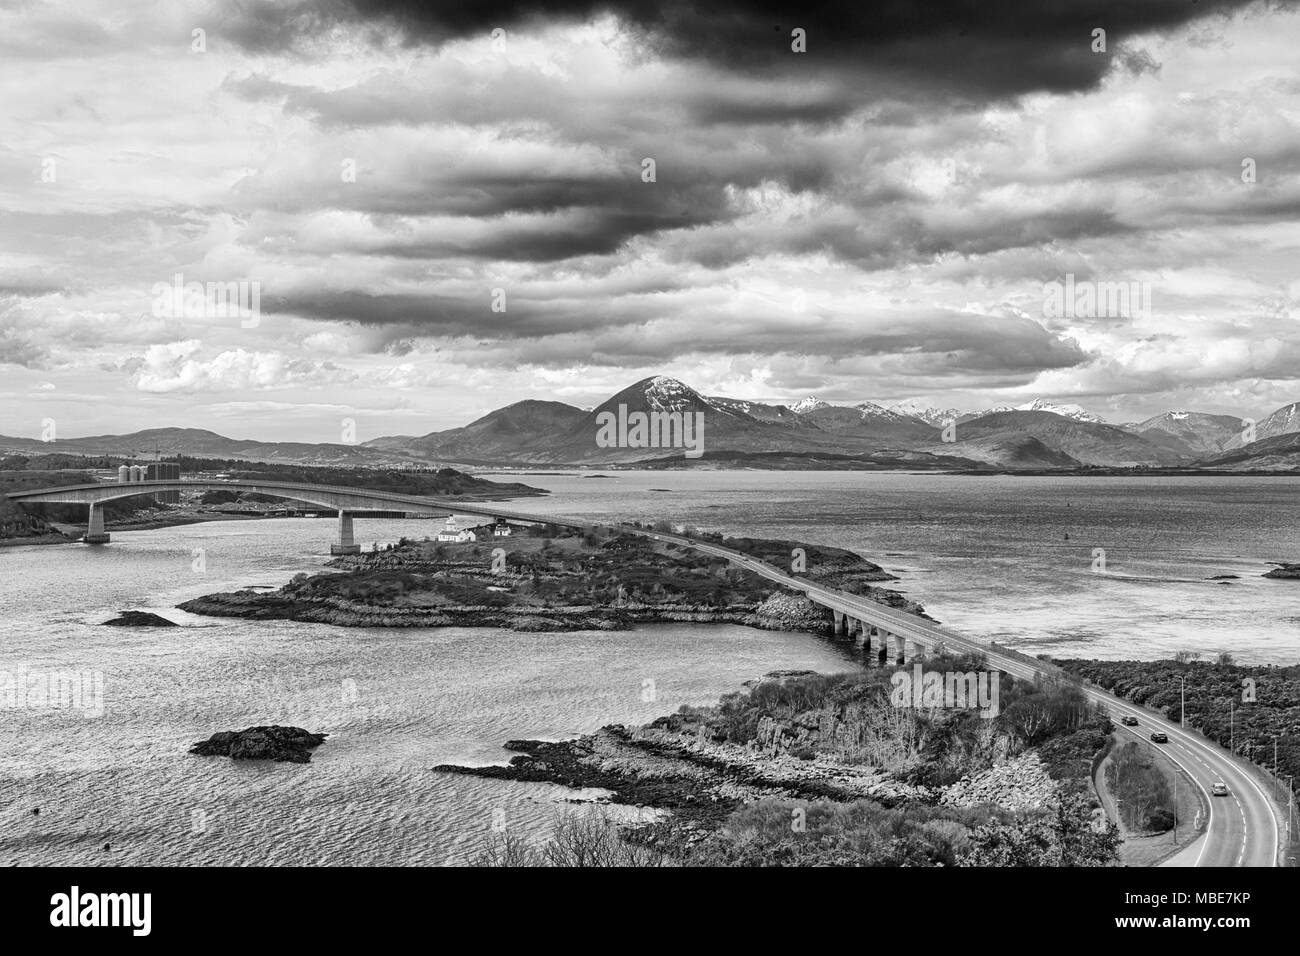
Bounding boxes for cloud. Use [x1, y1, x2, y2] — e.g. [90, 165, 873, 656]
[225, 0, 1279, 100]
[132, 341, 356, 393]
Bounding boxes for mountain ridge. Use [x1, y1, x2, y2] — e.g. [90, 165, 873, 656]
[5, 378, 1298, 471]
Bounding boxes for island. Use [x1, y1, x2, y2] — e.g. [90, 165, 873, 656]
[179, 523, 926, 632]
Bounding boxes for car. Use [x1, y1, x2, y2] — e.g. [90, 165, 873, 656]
[1120, 715, 1139, 726]
[1150, 731, 1168, 743]
[1212, 782, 1230, 797]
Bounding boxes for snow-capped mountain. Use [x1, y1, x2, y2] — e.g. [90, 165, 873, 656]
[641, 375, 699, 412]
[1013, 399, 1106, 423]
[887, 400, 962, 427]
[790, 395, 832, 414]
[852, 401, 914, 423]
[1127, 410, 1246, 457]
[1256, 401, 1300, 440]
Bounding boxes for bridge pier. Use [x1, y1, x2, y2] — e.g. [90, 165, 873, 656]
[831, 610, 846, 636]
[331, 511, 360, 555]
[84, 502, 110, 544]
[891, 633, 905, 665]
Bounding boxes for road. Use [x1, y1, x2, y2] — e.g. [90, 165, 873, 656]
[625, 528, 1284, 868]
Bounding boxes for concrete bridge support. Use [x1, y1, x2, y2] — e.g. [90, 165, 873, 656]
[84, 502, 110, 544]
[831, 610, 845, 636]
[331, 511, 360, 555]
[891, 632, 905, 665]
[906, 639, 925, 661]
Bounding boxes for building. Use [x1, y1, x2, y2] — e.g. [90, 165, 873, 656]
[492, 521, 513, 538]
[435, 517, 477, 543]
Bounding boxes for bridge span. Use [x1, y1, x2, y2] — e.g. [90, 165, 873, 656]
[5, 478, 1286, 866]
[4, 479, 587, 554]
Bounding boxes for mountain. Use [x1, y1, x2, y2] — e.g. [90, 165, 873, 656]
[957, 404, 1015, 423]
[1200, 431, 1300, 471]
[948, 411, 1177, 467]
[924, 434, 1083, 469]
[1257, 401, 1300, 440]
[798, 402, 936, 443]
[1127, 411, 1246, 458]
[790, 396, 831, 414]
[706, 396, 803, 425]
[9, 381, 1294, 470]
[887, 400, 962, 428]
[362, 400, 587, 462]
[0, 427, 393, 466]
[1013, 399, 1106, 423]
[544, 376, 827, 463]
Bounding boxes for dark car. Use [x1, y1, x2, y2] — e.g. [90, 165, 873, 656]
[1120, 715, 1139, 726]
[1150, 731, 1168, 743]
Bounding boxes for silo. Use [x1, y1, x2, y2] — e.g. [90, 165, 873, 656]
[118, 465, 129, 483]
[130, 465, 143, 482]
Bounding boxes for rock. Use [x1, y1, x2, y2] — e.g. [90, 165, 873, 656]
[189, 725, 328, 763]
[101, 610, 178, 627]
[1263, 563, 1300, 580]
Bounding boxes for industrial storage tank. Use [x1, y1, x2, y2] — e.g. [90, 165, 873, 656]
[117, 465, 129, 483]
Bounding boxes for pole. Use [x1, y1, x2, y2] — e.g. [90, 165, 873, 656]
[1230, 701, 1234, 755]
[1180, 676, 1185, 729]
[1289, 777, 1294, 845]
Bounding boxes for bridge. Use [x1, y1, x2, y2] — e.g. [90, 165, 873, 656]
[3, 479, 582, 554]
[4, 478, 1287, 867]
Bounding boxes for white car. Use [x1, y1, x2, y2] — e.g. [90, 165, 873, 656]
[1212, 782, 1229, 797]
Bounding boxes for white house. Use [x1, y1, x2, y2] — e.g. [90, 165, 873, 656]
[492, 522, 512, 538]
[435, 517, 477, 543]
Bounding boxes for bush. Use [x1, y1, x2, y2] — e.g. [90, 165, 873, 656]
[469, 811, 675, 867]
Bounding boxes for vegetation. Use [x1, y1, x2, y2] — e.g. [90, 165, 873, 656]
[685, 792, 1117, 867]
[696, 661, 1109, 792]
[279, 524, 782, 612]
[533, 661, 1121, 866]
[469, 811, 675, 867]
[1105, 740, 1177, 832]
[1055, 658, 1300, 799]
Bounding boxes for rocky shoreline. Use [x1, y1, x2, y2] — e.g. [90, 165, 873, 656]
[435, 672, 1063, 836]
[177, 588, 853, 633]
[1263, 562, 1300, 579]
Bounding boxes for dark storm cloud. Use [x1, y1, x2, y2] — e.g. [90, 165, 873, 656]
[225, 0, 1288, 98]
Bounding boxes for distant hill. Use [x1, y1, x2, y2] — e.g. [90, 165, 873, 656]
[0, 427, 395, 466]
[6, 381, 1297, 471]
[362, 400, 588, 462]
[1127, 411, 1246, 458]
[948, 411, 1177, 467]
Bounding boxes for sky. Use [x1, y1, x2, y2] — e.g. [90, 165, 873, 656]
[2, 0, 1299, 442]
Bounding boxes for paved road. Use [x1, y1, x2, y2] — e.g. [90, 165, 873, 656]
[626, 529, 1283, 868]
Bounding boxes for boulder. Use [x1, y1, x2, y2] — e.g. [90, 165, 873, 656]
[101, 610, 178, 627]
